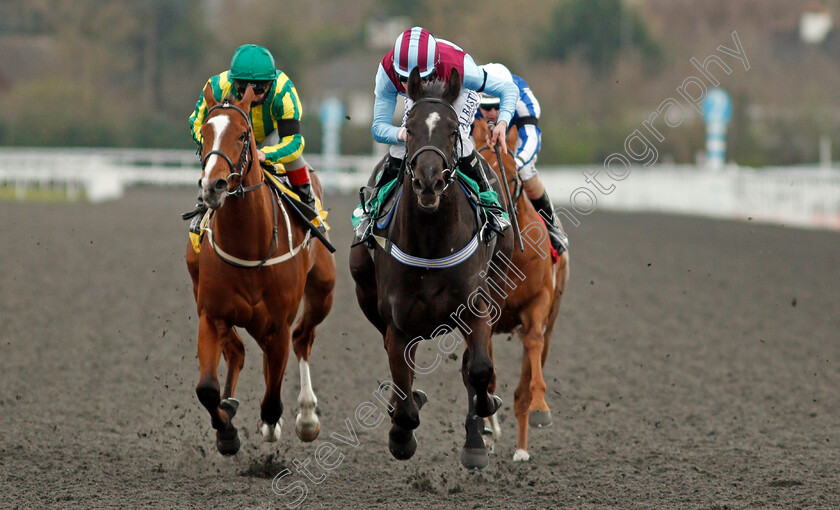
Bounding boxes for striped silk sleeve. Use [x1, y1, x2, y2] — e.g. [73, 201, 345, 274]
[261, 73, 305, 165]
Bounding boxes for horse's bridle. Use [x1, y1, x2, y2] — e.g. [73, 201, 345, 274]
[201, 101, 263, 198]
[404, 97, 461, 188]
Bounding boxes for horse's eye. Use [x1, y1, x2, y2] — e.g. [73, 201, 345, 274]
[239, 132, 248, 141]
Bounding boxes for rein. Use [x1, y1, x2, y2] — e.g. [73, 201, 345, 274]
[477, 144, 523, 205]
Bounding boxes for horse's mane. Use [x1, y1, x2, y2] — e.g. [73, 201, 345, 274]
[422, 79, 447, 100]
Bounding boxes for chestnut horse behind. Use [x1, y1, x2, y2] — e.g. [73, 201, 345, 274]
[185, 84, 336, 455]
[473, 119, 570, 462]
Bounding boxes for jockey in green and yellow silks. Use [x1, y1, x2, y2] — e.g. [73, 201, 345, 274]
[187, 44, 314, 217]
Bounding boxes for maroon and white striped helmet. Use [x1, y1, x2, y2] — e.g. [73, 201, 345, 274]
[392, 27, 439, 79]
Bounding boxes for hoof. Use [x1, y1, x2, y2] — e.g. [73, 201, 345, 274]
[388, 427, 417, 460]
[215, 426, 240, 456]
[460, 447, 489, 470]
[219, 398, 240, 420]
[473, 394, 503, 418]
[529, 410, 553, 428]
[295, 414, 321, 442]
[413, 390, 428, 409]
[259, 418, 283, 442]
[512, 449, 531, 462]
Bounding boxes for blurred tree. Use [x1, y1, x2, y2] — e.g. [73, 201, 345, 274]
[538, 0, 660, 74]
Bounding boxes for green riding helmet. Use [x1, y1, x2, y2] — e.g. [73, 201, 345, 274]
[229, 44, 277, 81]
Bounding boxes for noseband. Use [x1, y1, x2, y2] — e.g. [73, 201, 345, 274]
[201, 101, 262, 197]
[405, 98, 460, 188]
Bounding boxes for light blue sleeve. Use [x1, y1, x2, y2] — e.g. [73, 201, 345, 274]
[462, 54, 518, 127]
[371, 64, 403, 145]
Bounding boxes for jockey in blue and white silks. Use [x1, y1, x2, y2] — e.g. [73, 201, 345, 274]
[475, 63, 567, 254]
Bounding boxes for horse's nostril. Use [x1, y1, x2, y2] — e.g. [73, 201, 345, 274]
[433, 178, 445, 194]
[213, 179, 227, 192]
[412, 179, 423, 194]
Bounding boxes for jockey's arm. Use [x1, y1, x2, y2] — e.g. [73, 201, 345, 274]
[371, 65, 403, 145]
[513, 79, 542, 169]
[260, 78, 305, 166]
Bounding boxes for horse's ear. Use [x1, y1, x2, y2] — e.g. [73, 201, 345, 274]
[237, 85, 254, 112]
[406, 67, 423, 101]
[203, 83, 217, 108]
[442, 68, 461, 104]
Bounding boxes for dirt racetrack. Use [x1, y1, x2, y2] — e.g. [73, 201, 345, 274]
[2, 186, 839, 509]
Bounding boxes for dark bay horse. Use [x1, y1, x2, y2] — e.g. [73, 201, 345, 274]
[473, 119, 570, 462]
[186, 84, 336, 455]
[350, 68, 513, 469]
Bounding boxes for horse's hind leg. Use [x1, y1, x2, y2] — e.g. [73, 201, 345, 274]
[195, 314, 241, 455]
[513, 351, 533, 462]
[259, 328, 292, 442]
[291, 243, 336, 442]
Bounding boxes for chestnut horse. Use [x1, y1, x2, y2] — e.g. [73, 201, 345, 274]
[473, 119, 570, 462]
[186, 84, 336, 455]
[350, 68, 513, 469]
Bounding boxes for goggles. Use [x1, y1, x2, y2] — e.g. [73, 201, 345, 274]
[234, 80, 271, 96]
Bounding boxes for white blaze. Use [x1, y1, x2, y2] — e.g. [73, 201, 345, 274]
[425, 111, 441, 138]
[201, 115, 230, 188]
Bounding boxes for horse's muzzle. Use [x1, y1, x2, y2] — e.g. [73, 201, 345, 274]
[203, 178, 229, 210]
[412, 174, 446, 211]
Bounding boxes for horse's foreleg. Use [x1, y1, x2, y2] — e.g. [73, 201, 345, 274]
[221, 328, 245, 400]
[258, 329, 291, 442]
[196, 314, 240, 455]
[464, 320, 502, 419]
[483, 341, 502, 453]
[513, 350, 533, 462]
[460, 348, 489, 469]
[385, 326, 426, 460]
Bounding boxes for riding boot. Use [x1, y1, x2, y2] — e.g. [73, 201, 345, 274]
[376, 155, 403, 188]
[182, 190, 208, 234]
[458, 151, 511, 243]
[292, 182, 317, 211]
[354, 155, 403, 241]
[530, 191, 568, 254]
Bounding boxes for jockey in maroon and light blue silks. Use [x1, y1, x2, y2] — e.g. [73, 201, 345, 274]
[188, 44, 315, 212]
[354, 26, 520, 244]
